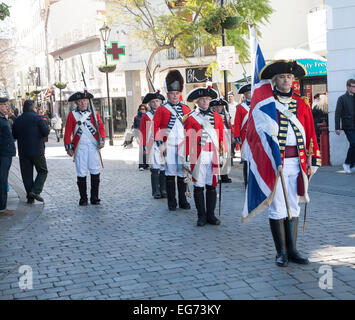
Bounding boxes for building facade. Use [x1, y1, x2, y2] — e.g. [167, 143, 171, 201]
[326, 0, 355, 165]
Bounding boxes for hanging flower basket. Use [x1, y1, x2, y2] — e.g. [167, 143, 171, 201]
[205, 25, 222, 35]
[54, 82, 67, 90]
[98, 64, 116, 73]
[202, 4, 242, 34]
[221, 16, 243, 30]
[30, 90, 41, 96]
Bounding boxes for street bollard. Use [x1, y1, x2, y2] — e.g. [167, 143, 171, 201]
[318, 122, 330, 166]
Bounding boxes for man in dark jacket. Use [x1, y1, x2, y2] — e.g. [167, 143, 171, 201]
[12, 100, 50, 203]
[0, 98, 16, 215]
[335, 79, 355, 173]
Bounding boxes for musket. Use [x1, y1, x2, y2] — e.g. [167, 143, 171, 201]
[218, 141, 225, 217]
[303, 138, 314, 233]
[79, 54, 104, 168]
[145, 61, 156, 92]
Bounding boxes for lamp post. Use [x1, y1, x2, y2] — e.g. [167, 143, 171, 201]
[100, 22, 114, 146]
[56, 56, 64, 137]
[221, 0, 229, 112]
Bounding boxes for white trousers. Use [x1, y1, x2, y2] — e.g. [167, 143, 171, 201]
[269, 157, 300, 220]
[193, 150, 214, 187]
[150, 143, 165, 171]
[165, 144, 184, 177]
[75, 139, 101, 177]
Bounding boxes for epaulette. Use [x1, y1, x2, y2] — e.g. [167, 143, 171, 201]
[300, 96, 311, 108]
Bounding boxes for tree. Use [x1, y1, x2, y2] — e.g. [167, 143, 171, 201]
[0, 40, 16, 93]
[0, 2, 10, 20]
[106, 0, 272, 90]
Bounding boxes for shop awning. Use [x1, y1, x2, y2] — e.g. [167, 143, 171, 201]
[274, 48, 327, 77]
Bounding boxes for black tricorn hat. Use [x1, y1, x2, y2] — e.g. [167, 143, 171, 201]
[259, 59, 307, 80]
[68, 91, 94, 102]
[186, 86, 218, 102]
[0, 97, 9, 103]
[165, 69, 184, 92]
[238, 83, 251, 95]
[209, 97, 228, 108]
[142, 90, 165, 104]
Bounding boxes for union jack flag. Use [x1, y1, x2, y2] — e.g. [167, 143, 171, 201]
[242, 26, 283, 223]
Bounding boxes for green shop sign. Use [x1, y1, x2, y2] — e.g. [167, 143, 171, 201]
[297, 59, 327, 77]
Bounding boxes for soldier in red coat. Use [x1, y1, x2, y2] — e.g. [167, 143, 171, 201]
[153, 70, 191, 211]
[140, 90, 166, 199]
[64, 91, 105, 206]
[234, 83, 251, 188]
[210, 97, 233, 183]
[184, 87, 225, 226]
[259, 60, 321, 267]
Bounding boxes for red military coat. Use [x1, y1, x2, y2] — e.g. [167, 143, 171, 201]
[153, 103, 191, 142]
[234, 102, 249, 144]
[184, 109, 225, 187]
[139, 111, 155, 151]
[64, 108, 105, 151]
[276, 94, 321, 202]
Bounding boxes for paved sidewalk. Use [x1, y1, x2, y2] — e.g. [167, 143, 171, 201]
[0, 132, 354, 300]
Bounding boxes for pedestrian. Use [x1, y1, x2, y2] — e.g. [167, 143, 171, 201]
[51, 113, 63, 142]
[227, 91, 237, 125]
[335, 79, 355, 174]
[134, 104, 149, 170]
[259, 60, 321, 267]
[12, 100, 50, 204]
[153, 69, 191, 211]
[312, 93, 320, 109]
[312, 93, 328, 147]
[210, 97, 233, 183]
[234, 83, 252, 188]
[64, 91, 105, 206]
[0, 97, 16, 216]
[184, 86, 225, 226]
[140, 90, 167, 199]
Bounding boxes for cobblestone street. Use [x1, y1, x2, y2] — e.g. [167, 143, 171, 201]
[0, 132, 354, 300]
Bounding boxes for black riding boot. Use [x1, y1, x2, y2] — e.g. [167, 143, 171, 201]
[269, 218, 288, 267]
[194, 186, 206, 226]
[285, 217, 309, 264]
[151, 169, 162, 199]
[159, 170, 167, 198]
[90, 174, 101, 205]
[77, 176, 88, 206]
[221, 175, 232, 183]
[177, 176, 190, 209]
[166, 176, 177, 211]
[206, 185, 220, 225]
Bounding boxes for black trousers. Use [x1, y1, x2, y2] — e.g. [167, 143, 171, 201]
[19, 155, 48, 196]
[0, 156, 12, 211]
[344, 130, 355, 166]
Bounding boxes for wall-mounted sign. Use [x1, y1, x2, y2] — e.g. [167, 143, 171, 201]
[297, 59, 327, 77]
[216, 46, 235, 71]
[186, 67, 212, 84]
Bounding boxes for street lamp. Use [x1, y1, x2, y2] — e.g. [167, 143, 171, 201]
[56, 56, 64, 137]
[100, 22, 114, 146]
[221, 0, 229, 111]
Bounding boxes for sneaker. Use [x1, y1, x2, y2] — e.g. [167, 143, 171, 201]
[343, 163, 351, 174]
[0, 210, 15, 216]
[139, 167, 144, 171]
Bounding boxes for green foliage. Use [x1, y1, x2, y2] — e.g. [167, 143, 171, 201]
[106, 0, 272, 81]
[0, 2, 10, 21]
